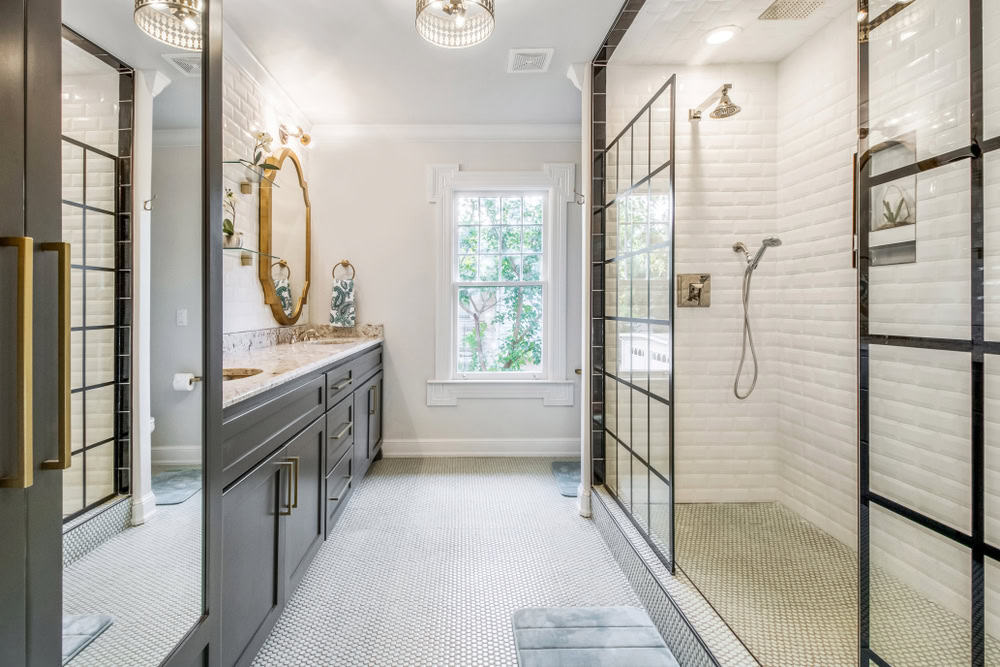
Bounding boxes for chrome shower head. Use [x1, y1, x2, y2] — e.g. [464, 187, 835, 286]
[710, 87, 741, 119]
[748, 236, 781, 271]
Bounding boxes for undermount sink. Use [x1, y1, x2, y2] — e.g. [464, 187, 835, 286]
[223, 367, 263, 382]
[305, 338, 364, 345]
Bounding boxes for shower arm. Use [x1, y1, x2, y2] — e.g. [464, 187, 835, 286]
[689, 84, 732, 121]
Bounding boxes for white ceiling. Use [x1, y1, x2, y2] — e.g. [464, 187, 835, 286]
[613, 0, 854, 65]
[223, 0, 622, 126]
[63, 0, 201, 130]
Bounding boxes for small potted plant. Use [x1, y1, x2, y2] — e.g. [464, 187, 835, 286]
[249, 131, 278, 172]
[222, 188, 243, 248]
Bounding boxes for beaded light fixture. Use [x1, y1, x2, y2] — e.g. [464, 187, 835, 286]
[134, 0, 203, 51]
[415, 0, 495, 49]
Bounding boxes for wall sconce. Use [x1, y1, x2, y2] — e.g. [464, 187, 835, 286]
[279, 124, 311, 146]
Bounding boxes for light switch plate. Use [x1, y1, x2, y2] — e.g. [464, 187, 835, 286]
[176, 308, 188, 326]
[677, 274, 711, 307]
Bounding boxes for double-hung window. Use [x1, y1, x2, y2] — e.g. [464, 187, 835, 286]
[426, 164, 575, 406]
[454, 192, 545, 378]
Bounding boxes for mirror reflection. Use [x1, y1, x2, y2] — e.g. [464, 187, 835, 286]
[60, 1, 203, 664]
[260, 148, 310, 325]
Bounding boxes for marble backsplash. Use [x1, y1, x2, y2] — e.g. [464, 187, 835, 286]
[222, 323, 384, 353]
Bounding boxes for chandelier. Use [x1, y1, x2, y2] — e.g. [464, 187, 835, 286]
[134, 0, 203, 51]
[415, 0, 495, 49]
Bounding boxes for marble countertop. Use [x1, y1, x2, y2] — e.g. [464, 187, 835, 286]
[222, 336, 383, 409]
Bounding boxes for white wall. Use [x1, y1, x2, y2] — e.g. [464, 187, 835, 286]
[606, 63, 781, 503]
[222, 26, 313, 334]
[150, 141, 203, 468]
[308, 135, 583, 455]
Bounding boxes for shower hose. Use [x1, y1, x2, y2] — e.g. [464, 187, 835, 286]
[734, 263, 759, 400]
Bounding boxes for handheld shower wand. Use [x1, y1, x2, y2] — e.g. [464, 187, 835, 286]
[733, 237, 781, 400]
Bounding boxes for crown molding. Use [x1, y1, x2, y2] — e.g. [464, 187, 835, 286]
[311, 123, 582, 144]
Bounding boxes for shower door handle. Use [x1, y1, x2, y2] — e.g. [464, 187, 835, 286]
[41, 242, 71, 470]
[0, 237, 34, 488]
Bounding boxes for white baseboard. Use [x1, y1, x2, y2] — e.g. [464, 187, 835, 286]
[381, 438, 579, 458]
[131, 491, 158, 525]
[151, 445, 202, 468]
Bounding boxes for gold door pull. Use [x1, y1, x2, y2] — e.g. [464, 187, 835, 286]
[276, 460, 294, 515]
[0, 237, 33, 488]
[41, 242, 71, 470]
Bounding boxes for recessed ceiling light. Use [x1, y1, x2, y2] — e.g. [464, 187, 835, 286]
[705, 25, 741, 45]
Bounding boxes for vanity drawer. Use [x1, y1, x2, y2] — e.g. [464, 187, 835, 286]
[325, 450, 352, 534]
[325, 395, 353, 474]
[222, 374, 325, 488]
[326, 363, 355, 409]
[351, 346, 382, 384]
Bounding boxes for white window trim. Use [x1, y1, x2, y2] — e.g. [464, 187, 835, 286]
[426, 163, 576, 407]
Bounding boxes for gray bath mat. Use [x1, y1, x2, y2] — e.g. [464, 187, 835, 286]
[512, 607, 678, 666]
[551, 460, 580, 497]
[152, 468, 201, 505]
[62, 614, 113, 665]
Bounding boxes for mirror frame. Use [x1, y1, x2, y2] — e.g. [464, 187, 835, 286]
[258, 147, 311, 325]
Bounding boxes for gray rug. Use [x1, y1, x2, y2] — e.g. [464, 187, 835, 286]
[152, 468, 201, 505]
[62, 614, 113, 665]
[551, 460, 580, 497]
[512, 607, 678, 667]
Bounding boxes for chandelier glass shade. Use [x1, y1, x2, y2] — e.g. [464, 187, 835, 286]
[415, 0, 495, 49]
[134, 0, 203, 51]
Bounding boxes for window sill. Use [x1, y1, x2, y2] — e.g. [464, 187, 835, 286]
[426, 379, 575, 407]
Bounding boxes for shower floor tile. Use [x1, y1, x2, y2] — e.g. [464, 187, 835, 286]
[674, 502, 1000, 666]
[252, 458, 640, 667]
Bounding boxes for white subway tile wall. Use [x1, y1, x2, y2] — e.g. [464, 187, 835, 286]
[606, 3, 1000, 642]
[222, 58, 312, 333]
[607, 62, 781, 504]
[62, 65, 122, 517]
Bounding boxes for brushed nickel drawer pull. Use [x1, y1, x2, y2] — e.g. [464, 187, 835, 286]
[331, 377, 351, 391]
[329, 475, 352, 502]
[288, 456, 300, 508]
[331, 423, 352, 440]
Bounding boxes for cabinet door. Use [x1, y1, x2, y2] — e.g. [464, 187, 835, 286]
[352, 384, 370, 480]
[367, 371, 383, 458]
[283, 417, 324, 594]
[221, 445, 290, 667]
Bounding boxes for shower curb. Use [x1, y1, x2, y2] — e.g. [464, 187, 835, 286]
[62, 495, 132, 568]
[592, 487, 759, 667]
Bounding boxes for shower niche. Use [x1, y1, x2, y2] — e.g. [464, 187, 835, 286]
[867, 134, 917, 266]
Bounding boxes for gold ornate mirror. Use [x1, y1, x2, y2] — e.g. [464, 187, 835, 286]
[259, 147, 311, 325]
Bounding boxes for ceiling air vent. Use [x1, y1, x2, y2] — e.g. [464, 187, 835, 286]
[507, 48, 554, 74]
[758, 0, 825, 20]
[162, 52, 202, 77]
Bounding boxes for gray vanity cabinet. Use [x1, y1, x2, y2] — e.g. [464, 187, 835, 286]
[283, 417, 325, 592]
[221, 443, 291, 667]
[221, 343, 382, 665]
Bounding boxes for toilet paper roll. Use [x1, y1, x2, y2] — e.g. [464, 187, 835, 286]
[173, 373, 196, 392]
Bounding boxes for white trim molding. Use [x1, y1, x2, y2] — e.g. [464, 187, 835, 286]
[427, 379, 575, 407]
[426, 162, 577, 406]
[382, 437, 579, 458]
[312, 123, 582, 144]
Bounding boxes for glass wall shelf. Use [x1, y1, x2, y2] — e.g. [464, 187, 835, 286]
[222, 159, 279, 188]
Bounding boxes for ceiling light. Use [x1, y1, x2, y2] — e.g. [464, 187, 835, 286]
[416, 0, 495, 49]
[705, 25, 741, 45]
[134, 0, 202, 51]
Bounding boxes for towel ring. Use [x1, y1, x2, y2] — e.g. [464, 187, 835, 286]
[333, 259, 356, 281]
[271, 260, 291, 281]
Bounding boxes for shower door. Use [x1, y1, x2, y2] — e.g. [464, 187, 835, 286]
[857, 0, 1000, 664]
[591, 59, 676, 568]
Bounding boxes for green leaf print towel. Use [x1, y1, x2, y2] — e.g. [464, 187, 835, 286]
[330, 278, 356, 328]
[274, 278, 294, 318]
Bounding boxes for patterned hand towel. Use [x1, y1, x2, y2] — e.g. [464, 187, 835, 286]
[330, 278, 356, 327]
[274, 278, 294, 317]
